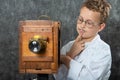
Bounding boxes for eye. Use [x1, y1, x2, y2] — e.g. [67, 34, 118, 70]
[86, 20, 94, 25]
[79, 18, 83, 21]
[78, 17, 83, 23]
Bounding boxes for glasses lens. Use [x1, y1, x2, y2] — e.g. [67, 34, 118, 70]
[86, 20, 94, 28]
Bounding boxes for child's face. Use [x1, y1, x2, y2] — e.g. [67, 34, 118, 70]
[77, 7, 104, 41]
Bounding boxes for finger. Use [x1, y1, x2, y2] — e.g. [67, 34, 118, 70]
[81, 43, 85, 47]
[80, 41, 85, 44]
[81, 47, 85, 51]
[75, 35, 82, 42]
[81, 38, 87, 44]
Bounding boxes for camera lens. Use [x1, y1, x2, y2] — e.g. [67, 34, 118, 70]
[29, 40, 41, 53]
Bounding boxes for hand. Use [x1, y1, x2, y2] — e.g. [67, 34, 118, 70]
[67, 34, 85, 59]
[60, 55, 71, 68]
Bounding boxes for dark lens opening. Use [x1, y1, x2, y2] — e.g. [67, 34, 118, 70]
[29, 40, 41, 53]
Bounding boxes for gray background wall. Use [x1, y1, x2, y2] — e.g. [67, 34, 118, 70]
[0, 0, 120, 80]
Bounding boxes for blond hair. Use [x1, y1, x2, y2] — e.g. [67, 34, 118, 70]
[81, 0, 111, 23]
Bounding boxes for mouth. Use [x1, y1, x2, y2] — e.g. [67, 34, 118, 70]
[78, 29, 85, 34]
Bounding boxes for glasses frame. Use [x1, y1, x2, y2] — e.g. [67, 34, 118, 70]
[77, 16, 101, 28]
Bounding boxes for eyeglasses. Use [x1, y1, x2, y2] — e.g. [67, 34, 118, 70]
[77, 17, 100, 28]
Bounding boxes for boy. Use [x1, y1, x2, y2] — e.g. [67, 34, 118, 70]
[54, 0, 112, 80]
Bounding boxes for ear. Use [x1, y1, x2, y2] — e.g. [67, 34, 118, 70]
[98, 23, 106, 32]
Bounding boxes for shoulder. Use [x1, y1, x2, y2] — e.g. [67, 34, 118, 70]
[60, 40, 75, 55]
[91, 38, 111, 60]
[94, 39, 110, 51]
[86, 35, 111, 57]
[62, 40, 75, 48]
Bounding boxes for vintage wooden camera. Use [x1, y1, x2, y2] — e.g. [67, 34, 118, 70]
[19, 19, 60, 74]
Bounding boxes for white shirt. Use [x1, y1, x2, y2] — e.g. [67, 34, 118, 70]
[54, 34, 111, 80]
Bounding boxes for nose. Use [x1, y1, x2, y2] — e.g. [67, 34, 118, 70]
[81, 21, 86, 28]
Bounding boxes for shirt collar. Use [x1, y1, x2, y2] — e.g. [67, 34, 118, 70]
[85, 34, 100, 48]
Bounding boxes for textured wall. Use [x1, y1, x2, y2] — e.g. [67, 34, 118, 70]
[0, 0, 120, 80]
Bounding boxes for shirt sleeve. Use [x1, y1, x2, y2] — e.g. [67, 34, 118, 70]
[67, 47, 111, 80]
[54, 41, 75, 80]
[61, 41, 74, 55]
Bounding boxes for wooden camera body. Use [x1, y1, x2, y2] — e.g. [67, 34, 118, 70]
[19, 20, 60, 74]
